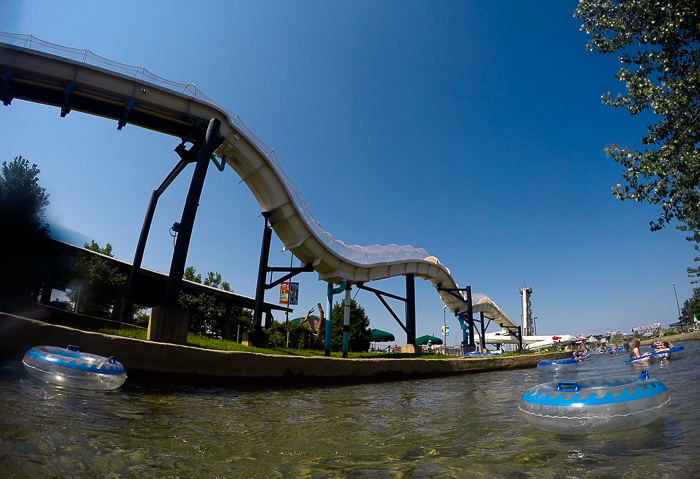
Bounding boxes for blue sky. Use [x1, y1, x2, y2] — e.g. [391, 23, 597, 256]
[1, 1, 694, 344]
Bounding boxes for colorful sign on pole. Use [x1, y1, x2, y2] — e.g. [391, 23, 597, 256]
[279, 282, 289, 304]
[289, 282, 299, 305]
[280, 282, 299, 305]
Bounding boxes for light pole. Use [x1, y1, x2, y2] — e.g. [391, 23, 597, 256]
[443, 305, 447, 355]
[673, 283, 682, 320]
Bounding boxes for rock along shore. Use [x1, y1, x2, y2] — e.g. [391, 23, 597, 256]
[1, 313, 570, 386]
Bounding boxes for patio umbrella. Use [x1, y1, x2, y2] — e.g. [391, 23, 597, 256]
[370, 329, 395, 342]
[415, 335, 443, 345]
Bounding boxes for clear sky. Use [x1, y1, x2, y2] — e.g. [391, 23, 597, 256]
[1, 1, 694, 345]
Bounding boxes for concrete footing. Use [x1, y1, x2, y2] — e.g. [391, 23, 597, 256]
[147, 305, 189, 345]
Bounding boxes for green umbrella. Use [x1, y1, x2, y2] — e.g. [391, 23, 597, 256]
[415, 334, 443, 345]
[370, 329, 395, 342]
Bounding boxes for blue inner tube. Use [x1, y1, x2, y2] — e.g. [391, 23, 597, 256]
[537, 358, 578, 371]
[25, 346, 125, 374]
[625, 346, 684, 363]
[23, 345, 127, 390]
[519, 370, 669, 434]
[538, 358, 577, 366]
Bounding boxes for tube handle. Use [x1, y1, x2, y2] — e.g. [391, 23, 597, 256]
[554, 381, 580, 392]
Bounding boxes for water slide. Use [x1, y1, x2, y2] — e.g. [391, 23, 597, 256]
[0, 32, 517, 330]
[478, 332, 576, 351]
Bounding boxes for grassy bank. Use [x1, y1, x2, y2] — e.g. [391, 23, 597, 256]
[97, 327, 524, 359]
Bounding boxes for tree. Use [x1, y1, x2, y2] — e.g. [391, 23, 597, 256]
[179, 266, 251, 337]
[574, 2, 700, 276]
[319, 299, 372, 352]
[681, 287, 700, 324]
[203, 271, 231, 291]
[265, 320, 316, 349]
[67, 241, 126, 318]
[0, 156, 53, 301]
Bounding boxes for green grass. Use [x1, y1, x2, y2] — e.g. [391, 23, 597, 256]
[96, 328, 546, 359]
[95, 327, 481, 358]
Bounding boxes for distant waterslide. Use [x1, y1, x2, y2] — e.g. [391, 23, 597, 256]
[0, 33, 516, 329]
[478, 331, 576, 351]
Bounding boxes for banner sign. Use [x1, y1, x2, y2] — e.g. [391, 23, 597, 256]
[631, 322, 661, 332]
[279, 282, 289, 304]
[279, 282, 299, 305]
[289, 282, 299, 305]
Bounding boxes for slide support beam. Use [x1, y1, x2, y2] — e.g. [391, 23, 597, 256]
[251, 211, 273, 341]
[405, 274, 416, 345]
[324, 281, 347, 356]
[164, 117, 221, 307]
[342, 285, 352, 358]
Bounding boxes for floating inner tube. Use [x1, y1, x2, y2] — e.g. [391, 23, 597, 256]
[537, 357, 578, 372]
[519, 370, 669, 434]
[23, 345, 127, 390]
[655, 346, 684, 359]
[625, 346, 684, 364]
[464, 351, 502, 357]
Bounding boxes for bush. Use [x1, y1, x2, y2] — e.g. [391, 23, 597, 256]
[266, 320, 317, 349]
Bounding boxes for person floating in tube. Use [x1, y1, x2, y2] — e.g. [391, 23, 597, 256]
[629, 338, 653, 360]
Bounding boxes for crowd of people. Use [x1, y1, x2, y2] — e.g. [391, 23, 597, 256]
[628, 337, 675, 360]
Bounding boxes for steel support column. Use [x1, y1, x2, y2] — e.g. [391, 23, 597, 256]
[251, 211, 273, 338]
[342, 285, 352, 358]
[163, 118, 221, 307]
[466, 285, 475, 347]
[126, 189, 158, 303]
[479, 312, 486, 352]
[405, 274, 416, 345]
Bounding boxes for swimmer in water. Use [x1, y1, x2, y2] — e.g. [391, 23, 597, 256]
[629, 338, 652, 359]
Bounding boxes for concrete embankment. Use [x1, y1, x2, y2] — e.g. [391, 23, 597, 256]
[640, 331, 700, 345]
[0, 313, 568, 385]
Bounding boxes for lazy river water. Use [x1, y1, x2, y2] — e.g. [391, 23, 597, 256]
[1, 340, 699, 478]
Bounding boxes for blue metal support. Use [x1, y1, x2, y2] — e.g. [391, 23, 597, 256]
[325, 281, 347, 356]
[210, 153, 227, 172]
[60, 81, 75, 117]
[117, 97, 135, 130]
[342, 285, 351, 358]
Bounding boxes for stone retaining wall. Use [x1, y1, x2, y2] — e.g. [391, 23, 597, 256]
[0, 313, 568, 384]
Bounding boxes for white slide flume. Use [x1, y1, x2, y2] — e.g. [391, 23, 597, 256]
[0, 32, 516, 329]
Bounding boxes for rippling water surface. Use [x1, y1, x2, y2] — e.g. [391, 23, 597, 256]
[1, 341, 699, 478]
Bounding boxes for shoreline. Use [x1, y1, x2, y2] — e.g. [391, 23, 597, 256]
[1, 313, 565, 386]
[4, 313, 696, 387]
